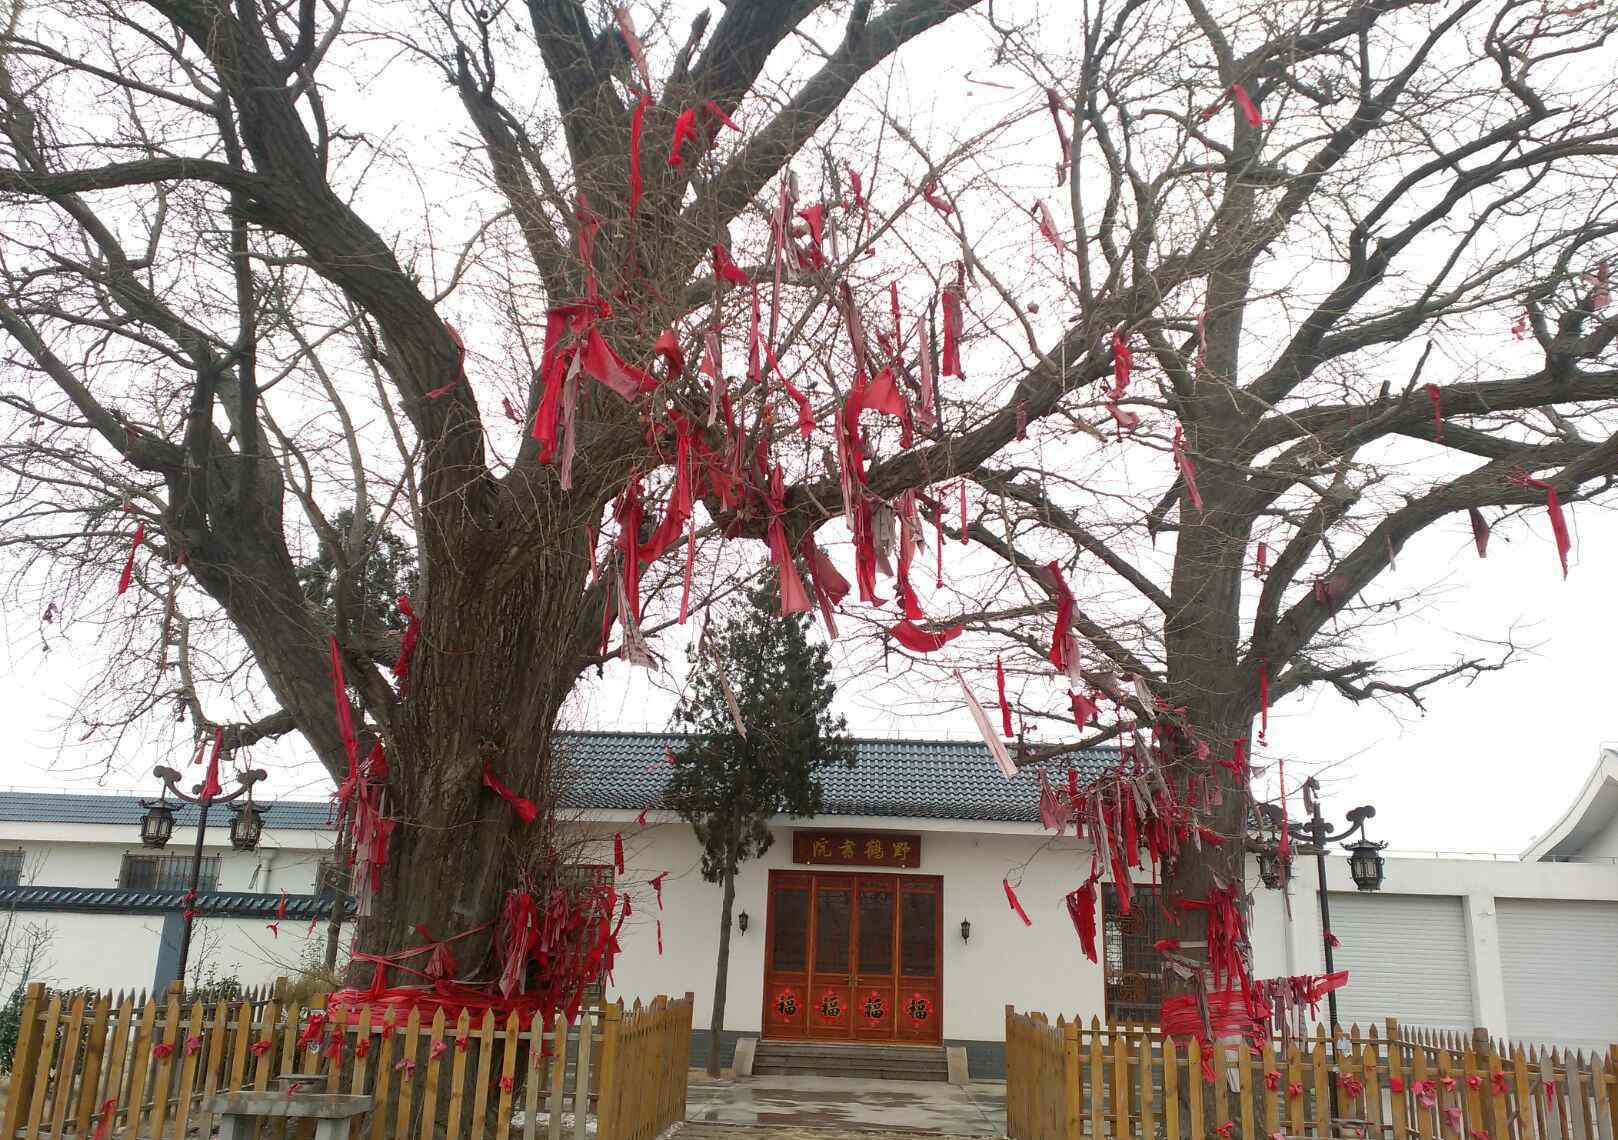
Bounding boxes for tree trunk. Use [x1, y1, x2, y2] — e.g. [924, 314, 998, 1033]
[708, 858, 737, 1077]
[348, 523, 602, 986]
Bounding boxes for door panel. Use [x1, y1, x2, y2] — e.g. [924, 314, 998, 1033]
[895, 879, 943, 1042]
[763, 873, 811, 1038]
[807, 876, 853, 1038]
[852, 877, 897, 1040]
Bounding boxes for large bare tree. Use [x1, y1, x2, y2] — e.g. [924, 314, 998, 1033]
[2, 0, 1616, 1015]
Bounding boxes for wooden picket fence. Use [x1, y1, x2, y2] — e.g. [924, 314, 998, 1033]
[0, 981, 693, 1140]
[1007, 1008, 1618, 1140]
[593, 996, 692, 1140]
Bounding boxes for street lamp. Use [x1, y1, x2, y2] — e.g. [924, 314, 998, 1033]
[1252, 777, 1386, 1121]
[139, 798, 177, 848]
[139, 756, 270, 987]
[227, 802, 266, 851]
[1346, 836, 1387, 892]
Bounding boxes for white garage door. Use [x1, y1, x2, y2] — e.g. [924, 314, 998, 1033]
[1498, 899, 1618, 1051]
[1328, 894, 1475, 1031]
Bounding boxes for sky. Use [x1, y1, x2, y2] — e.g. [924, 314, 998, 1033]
[0, 1, 1613, 862]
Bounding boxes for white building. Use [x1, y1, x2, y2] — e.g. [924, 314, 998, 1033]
[2, 735, 1614, 1069]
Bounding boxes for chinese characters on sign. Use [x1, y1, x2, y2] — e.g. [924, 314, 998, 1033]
[791, 831, 922, 869]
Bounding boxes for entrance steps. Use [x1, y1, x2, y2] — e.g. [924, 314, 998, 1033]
[751, 1040, 950, 1081]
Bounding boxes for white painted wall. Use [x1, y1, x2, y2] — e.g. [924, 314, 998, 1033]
[593, 816, 1618, 1045]
[0, 910, 326, 994]
[592, 815, 1106, 1042]
[0, 821, 332, 893]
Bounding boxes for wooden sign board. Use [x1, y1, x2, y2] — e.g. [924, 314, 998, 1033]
[792, 830, 922, 869]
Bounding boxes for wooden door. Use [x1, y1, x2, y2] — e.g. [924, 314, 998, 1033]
[895, 876, 943, 1042]
[805, 874, 854, 1037]
[763, 869, 942, 1042]
[851, 876, 898, 1040]
[762, 871, 812, 1038]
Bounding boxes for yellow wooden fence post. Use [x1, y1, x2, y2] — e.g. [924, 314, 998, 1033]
[595, 1002, 622, 1140]
[1, 982, 46, 1140]
[1063, 1020, 1083, 1140]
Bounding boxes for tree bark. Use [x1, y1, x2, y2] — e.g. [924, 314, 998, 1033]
[708, 857, 737, 1077]
[347, 521, 602, 986]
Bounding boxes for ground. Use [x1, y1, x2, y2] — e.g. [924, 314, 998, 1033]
[685, 1075, 1006, 1136]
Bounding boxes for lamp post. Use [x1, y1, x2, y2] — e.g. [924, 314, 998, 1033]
[1253, 775, 1386, 1121]
[138, 761, 270, 986]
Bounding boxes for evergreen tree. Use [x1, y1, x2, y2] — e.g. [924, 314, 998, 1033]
[666, 574, 854, 1076]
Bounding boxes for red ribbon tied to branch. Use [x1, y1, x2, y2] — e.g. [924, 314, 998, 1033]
[117, 521, 145, 595]
[888, 620, 963, 653]
[1002, 878, 1032, 926]
[393, 594, 421, 683]
[1506, 467, 1571, 577]
[1065, 877, 1099, 961]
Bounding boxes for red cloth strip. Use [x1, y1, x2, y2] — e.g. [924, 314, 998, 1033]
[117, 522, 145, 595]
[1002, 878, 1032, 926]
[482, 763, 538, 824]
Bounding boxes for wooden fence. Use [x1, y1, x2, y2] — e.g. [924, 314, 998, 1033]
[593, 995, 693, 1140]
[1007, 1008, 1618, 1140]
[0, 982, 693, 1140]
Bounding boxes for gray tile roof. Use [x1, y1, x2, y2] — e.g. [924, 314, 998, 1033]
[0, 733, 1120, 829]
[0, 790, 334, 830]
[0, 886, 347, 919]
[554, 731, 1119, 823]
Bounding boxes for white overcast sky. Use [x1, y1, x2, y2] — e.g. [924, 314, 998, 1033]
[0, 1, 1612, 862]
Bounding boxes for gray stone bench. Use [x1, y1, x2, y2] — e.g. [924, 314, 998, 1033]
[206, 1081, 373, 1140]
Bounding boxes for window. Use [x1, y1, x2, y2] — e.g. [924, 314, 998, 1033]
[1103, 884, 1164, 1023]
[120, 853, 220, 893]
[559, 864, 613, 1000]
[316, 860, 348, 900]
[0, 850, 23, 888]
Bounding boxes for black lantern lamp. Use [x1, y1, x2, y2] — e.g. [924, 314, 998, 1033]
[139, 797, 176, 849]
[228, 801, 266, 851]
[1345, 836, 1388, 892]
[737, 910, 749, 935]
[960, 918, 971, 944]
[1256, 846, 1291, 889]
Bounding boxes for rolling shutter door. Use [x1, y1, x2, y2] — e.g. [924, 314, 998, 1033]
[1498, 899, 1618, 1051]
[1328, 894, 1474, 1030]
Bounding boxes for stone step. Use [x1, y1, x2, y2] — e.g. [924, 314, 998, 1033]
[752, 1040, 949, 1082]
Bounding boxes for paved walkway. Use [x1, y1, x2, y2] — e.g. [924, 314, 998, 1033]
[684, 1075, 1006, 1136]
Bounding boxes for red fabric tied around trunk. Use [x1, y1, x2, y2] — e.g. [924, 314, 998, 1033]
[482, 763, 538, 824]
[888, 619, 962, 652]
[1160, 991, 1267, 1081]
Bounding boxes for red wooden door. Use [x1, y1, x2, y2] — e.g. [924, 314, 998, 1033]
[851, 876, 898, 1040]
[895, 876, 943, 1042]
[763, 869, 941, 1042]
[762, 871, 812, 1037]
